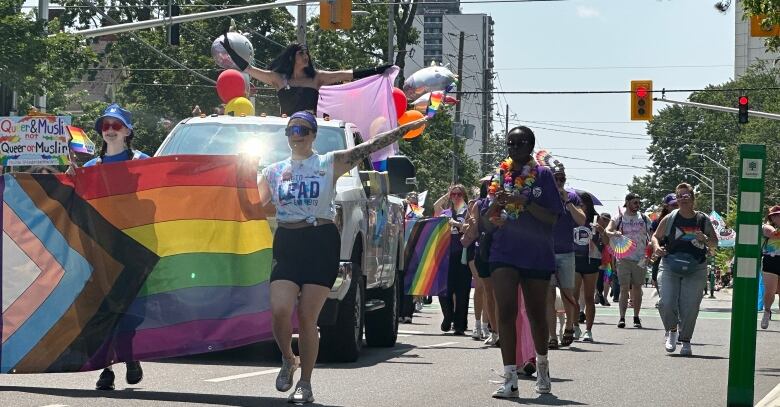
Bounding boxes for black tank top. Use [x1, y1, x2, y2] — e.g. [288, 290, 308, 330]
[666, 212, 708, 262]
[277, 86, 319, 116]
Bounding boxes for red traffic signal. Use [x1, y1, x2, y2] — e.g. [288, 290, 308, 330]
[738, 95, 749, 124]
[636, 87, 648, 98]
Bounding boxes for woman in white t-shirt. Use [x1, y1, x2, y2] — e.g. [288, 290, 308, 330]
[257, 111, 426, 404]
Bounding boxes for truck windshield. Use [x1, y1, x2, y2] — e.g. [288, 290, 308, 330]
[157, 122, 347, 167]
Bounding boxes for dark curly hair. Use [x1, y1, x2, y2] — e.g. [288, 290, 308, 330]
[270, 43, 316, 79]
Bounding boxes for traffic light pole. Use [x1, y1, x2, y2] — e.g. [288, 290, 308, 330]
[452, 31, 465, 184]
[655, 97, 780, 121]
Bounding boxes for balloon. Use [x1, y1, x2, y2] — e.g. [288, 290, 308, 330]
[216, 69, 246, 103]
[412, 91, 458, 113]
[225, 97, 255, 116]
[392, 88, 407, 119]
[211, 32, 254, 70]
[402, 64, 457, 99]
[398, 110, 425, 139]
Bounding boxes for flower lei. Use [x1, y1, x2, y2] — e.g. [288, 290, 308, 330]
[488, 157, 537, 220]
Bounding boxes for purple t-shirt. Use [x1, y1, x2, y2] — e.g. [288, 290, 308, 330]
[489, 165, 564, 271]
[553, 191, 582, 254]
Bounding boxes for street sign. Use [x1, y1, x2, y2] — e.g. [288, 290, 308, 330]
[727, 144, 766, 407]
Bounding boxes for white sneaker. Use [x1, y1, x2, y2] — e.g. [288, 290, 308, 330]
[482, 326, 491, 340]
[574, 324, 582, 340]
[484, 332, 499, 346]
[581, 330, 593, 342]
[492, 372, 519, 399]
[276, 356, 299, 392]
[665, 331, 679, 353]
[534, 359, 551, 394]
[288, 382, 314, 404]
[679, 342, 692, 356]
[472, 323, 482, 339]
[761, 310, 771, 330]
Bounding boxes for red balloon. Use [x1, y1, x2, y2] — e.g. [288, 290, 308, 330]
[392, 87, 407, 120]
[216, 69, 246, 103]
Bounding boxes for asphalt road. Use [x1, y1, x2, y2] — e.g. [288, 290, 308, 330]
[1, 287, 778, 407]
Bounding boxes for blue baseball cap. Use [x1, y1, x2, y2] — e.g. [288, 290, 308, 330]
[95, 103, 133, 134]
[663, 193, 678, 206]
[288, 111, 317, 132]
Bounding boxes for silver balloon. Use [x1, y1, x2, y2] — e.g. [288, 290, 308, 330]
[211, 32, 254, 70]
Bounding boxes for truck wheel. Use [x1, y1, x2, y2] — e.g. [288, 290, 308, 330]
[319, 266, 364, 363]
[364, 273, 399, 347]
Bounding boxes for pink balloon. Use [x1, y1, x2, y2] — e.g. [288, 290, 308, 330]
[216, 69, 246, 103]
[392, 87, 407, 120]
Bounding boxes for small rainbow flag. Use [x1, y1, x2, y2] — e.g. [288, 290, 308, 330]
[66, 125, 95, 155]
[403, 217, 451, 296]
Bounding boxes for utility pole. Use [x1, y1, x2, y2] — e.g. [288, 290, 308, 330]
[297, 4, 306, 44]
[37, 0, 49, 112]
[452, 31, 464, 184]
[505, 104, 509, 135]
[387, 1, 395, 63]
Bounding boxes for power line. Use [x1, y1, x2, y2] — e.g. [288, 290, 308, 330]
[494, 64, 733, 71]
[567, 177, 628, 187]
[457, 87, 780, 95]
[553, 154, 648, 170]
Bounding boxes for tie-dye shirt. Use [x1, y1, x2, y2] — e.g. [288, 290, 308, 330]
[763, 227, 780, 256]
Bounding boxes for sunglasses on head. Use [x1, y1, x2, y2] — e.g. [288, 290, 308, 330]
[285, 125, 313, 137]
[102, 121, 124, 132]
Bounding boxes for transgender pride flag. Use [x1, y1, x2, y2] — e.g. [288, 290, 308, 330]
[1, 155, 273, 373]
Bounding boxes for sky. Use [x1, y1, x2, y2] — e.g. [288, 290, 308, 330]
[456, 0, 735, 210]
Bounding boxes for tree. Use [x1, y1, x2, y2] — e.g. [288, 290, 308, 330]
[392, 0, 420, 88]
[740, 0, 780, 51]
[0, 1, 95, 112]
[629, 63, 780, 212]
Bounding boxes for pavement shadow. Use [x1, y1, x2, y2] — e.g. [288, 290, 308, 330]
[317, 343, 418, 369]
[0, 386, 341, 407]
[667, 354, 727, 360]
[153, 341, 283, 367]
[508, 394, 587, 405]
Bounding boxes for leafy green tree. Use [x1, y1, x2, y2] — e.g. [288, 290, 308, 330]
[740, 0, 780, 51]
[0, 1, 95, 112]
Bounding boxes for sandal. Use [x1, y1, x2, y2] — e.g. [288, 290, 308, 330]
[560, 328, 575, 347]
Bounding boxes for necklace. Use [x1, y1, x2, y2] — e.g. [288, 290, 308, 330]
[489, 157, 537, 220]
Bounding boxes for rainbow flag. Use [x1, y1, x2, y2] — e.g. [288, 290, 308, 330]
[1, 155, 273, 373]
[66, 125, 95, 155]
[403, 217, 450, 296]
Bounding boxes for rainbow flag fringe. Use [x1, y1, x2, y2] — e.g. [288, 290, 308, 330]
[403, 217, 450, 296]
[1, 155, 273, 373]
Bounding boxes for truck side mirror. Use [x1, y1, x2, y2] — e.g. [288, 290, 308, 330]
[387, 155, 416, 195]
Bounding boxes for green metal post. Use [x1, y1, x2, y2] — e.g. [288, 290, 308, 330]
[726, 144, 766, 406]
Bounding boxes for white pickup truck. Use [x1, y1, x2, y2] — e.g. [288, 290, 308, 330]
[155, 114, 417, 362]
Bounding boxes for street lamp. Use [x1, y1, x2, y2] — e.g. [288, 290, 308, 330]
[691, 153, 731, 217]
[680, 167, 715, 214]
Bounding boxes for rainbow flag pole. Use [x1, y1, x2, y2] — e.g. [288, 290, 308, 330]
[403, 217, 451, 296]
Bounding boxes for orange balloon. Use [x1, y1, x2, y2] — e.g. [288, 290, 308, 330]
[398, 110, 426, 139]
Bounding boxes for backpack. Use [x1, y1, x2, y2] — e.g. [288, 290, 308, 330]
[615, 212, 652, 247]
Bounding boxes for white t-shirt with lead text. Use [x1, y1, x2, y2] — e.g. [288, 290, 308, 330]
[262, 152, 336, 223]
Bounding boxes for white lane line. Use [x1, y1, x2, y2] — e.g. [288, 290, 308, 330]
[398, 330, 424, 334]
[397, 334, 411, 337]
[40, 405, 69, 407]
[420, 341, 458, 348]
[756, 381, 780, 407]
[205, 368, 280, 383]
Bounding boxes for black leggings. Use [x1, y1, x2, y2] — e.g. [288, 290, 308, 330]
[439, 248, 472, 332]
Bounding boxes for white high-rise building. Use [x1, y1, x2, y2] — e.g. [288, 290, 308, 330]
[735, 1, 780, 78]
[404, 2, 495, 172]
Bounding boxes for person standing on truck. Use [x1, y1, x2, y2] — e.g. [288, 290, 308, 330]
[432, 185, 472, 335]
[221, 38, 393, 116]
[257, 111, 426, 404]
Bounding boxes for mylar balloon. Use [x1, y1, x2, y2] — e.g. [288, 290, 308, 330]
[398, 110, 426, 139]
[225, 97, 255, 116]
[402, 64, 457, 99]
[392, 88, 407, 119]
[216, 69, 246, 103]
[211, 32, 254, 70]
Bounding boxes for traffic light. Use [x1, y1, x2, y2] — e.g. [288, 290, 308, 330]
[738, 96, 749, 124]
[630, 80, 653, 121]
[320, 0, 352, 30]
[167, 4, 180, 46]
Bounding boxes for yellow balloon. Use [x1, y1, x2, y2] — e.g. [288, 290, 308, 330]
[225, 97, 255, 116]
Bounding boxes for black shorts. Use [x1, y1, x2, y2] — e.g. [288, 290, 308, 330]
[763, 255, 780, 276]
[467, 243, 477, 263]
[575, 256, 600, 275]
[271, 223, 340, 288]
[475, 253, 491, 278]
[489, 262, 552, 280]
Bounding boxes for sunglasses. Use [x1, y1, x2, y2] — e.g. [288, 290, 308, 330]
[506, 140, 531, 148]
[676, 193, 692, 200]
[450, 192, 463, 197]
[102, 121, 124, 132]
[285, 125, 313, 137]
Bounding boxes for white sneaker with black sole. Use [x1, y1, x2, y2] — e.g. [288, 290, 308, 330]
[492, 372, 519, 399]
[288, 382, 314, 404]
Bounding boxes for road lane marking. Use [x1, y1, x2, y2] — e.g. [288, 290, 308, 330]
[397, 334, 411, 337]
[756, 381, 780, 407]
[420, 342, 458, 348]
[398, 330, 424, 334]
[205, 368, 280, 382]
[40, 405, 69, 407]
